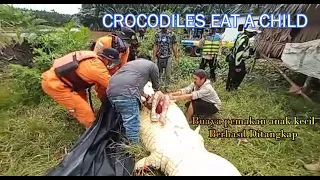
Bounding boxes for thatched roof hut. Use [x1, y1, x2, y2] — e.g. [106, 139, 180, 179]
[234, 4, 320, 59]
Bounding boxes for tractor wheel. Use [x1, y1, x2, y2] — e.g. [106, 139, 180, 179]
[185, 46, 194, 56]
[193, 46, 201, 57]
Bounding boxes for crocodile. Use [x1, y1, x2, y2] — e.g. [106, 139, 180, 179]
[135, 82, 241, 176]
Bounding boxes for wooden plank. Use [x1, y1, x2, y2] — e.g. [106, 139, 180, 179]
[261, 54, 315, 104]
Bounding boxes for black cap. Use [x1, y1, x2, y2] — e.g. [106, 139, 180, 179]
[114, 28, 137, 48]
[193, 69, 207, 79]
[116, 27, 136, 40]
[99, 47, 120, 63]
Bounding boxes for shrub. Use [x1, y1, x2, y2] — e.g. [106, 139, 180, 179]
[137, 28, 157, 58]
[173, 56, 199, 79]
[8, 22, 91, 105]
[30, 22, 91, 71]
[8, 64, 43, 105]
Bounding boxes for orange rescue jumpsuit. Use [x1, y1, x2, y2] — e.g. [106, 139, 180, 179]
[94, 35, 130, 75]
[41, 51, 110, 128]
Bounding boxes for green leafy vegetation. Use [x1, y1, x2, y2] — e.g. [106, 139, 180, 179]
[7, 22, 91, 105]
[21, 8, 72, 27]
[0, 4, 49, 48]
[76, 4, 269, 31]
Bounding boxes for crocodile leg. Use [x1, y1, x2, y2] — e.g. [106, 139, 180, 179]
[136, 157, 150, 176]
[135, 153, 161, 175]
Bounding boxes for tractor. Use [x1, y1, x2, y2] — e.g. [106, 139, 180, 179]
[180, 24, 226, 57]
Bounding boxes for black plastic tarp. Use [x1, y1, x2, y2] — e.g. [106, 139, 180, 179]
[45, 98, 135, 176]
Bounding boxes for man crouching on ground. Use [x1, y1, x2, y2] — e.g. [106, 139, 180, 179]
[106, 59, 160, 144]
[169, 69, 221, 121]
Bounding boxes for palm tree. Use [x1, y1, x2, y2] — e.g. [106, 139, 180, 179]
[76, 4, 238, 30]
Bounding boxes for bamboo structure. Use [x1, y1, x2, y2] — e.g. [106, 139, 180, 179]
[235, 4, 320, 59]
[261, 54, 314, 104]
[235, 4, 320, 97]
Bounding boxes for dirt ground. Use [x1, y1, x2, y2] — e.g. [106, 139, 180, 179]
[0, 40, 33, 70]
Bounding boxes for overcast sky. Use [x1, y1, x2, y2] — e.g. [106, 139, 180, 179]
[10, 4, 82, 15]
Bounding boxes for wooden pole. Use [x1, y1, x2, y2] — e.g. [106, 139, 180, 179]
[261, 54, 314, 104]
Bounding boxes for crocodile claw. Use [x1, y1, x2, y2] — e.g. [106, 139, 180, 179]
[151, 113, 158, 122]
[136, 164, 150, 176]
[135, 157, 152, 176]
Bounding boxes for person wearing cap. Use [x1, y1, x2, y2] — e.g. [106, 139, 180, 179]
[92, 30, 130, 75]
[169, 69, 221, 121]
[107, 59, 160, 144]
[226, 26, 261, 91]
[41, 48, 121, 129]
[120, 27, 139, 62]
[152, 20, 179, 88]
[199, 28, 222, 82]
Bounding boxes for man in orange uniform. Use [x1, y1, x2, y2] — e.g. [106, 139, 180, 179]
[93, 32, 130, 75]
[41, 48, 121, 129]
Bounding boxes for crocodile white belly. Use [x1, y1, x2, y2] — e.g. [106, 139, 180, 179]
[135, 82, 241, 176]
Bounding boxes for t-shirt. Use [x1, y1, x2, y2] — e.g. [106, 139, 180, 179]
[107, 59, 160, 102]
[154, 30, 177, 58]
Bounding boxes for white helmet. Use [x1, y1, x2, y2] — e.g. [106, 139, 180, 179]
[245, 25, 262, 34]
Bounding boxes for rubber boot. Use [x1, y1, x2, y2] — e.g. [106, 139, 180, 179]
[210, 72, 216, 82]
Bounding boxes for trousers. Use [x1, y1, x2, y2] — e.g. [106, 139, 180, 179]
[199, 56, 218, 81]
[226, 59, 247, 91]
[109, 96, 140, 144]
[41, 77, 95, 128]
[155, 56, 172, 87]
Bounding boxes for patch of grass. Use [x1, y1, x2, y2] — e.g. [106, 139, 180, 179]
[0, 101, 84, 175]
[199, 80, 320, 176]
[166, 60, 320, 176]
[126, 144, 163, 176]
[0, 82, 83, 175]
[1, 59, 320, 176]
